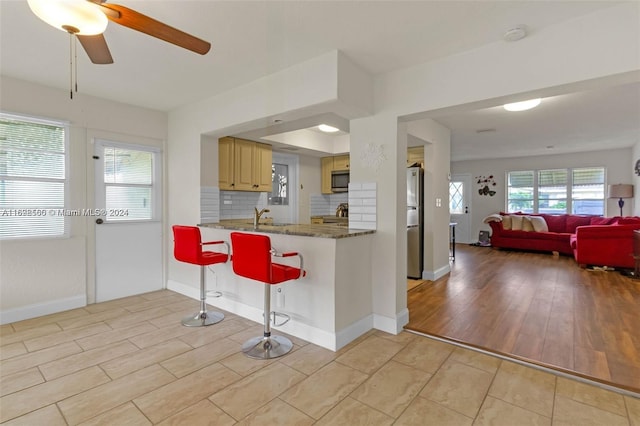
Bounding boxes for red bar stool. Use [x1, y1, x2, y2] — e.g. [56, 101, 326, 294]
[230, 232, 306, 359]
[172, 225, 229, 327]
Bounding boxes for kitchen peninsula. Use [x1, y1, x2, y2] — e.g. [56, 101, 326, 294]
[191, 221, 375, 351]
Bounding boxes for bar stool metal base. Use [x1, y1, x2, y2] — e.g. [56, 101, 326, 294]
[181, 311, 224, 327]
[181, 265, 224, 327]
[242, 335, 292, 359]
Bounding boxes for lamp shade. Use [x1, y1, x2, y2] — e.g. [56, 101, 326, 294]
[28, 0, 108, 35]
[608, 184, 634, 199]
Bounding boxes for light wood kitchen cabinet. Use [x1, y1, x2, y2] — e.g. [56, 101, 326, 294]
[333, 155, 350, 170]
[321, 154, 350, 194]
[218, 137, 272, 192]
[218, 137, 235, 190]
[253, 142, 272, 191]
[321, 156, 334, 194]
[407, 146, 424, 166]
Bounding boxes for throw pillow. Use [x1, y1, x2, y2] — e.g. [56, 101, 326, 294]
[528, 215, 549, 232]
[541, 214, 567, 233]
[590, 217, 616, 225]
[618, 217, 640, 225]
[522, 216, 534, 232]
[565, 215, 592, 233]
[501, 215, 512, 230]
[510, 215, 524, 231]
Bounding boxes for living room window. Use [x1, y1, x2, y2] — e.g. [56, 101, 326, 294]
[572, 167, 605, 215]
[507, 167, 605, 215]
[0, 113, 68, 239]
[538, 169, 567, 214]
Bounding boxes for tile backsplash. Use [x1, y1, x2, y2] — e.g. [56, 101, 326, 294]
[309, 193, 349, 216]
[348, 182, 377, 230]
[219, 190, 268, 220]
[200, 186, 220, 223]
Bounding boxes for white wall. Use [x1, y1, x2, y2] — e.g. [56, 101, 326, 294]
[0, 76, 167, 323]
[298, 154, 322, 223]
[451, 147, 634, 241]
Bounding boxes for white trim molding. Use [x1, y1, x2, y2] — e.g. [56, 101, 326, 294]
[0, 294, 86, 325]
[167, 279, 377, 351]
[423, 265, 450, 281]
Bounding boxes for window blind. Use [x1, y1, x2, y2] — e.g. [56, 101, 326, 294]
[0, 115, 67, 239]
[103, 146, 154, 221]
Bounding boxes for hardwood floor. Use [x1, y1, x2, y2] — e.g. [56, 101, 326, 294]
[406, 244, 640, 393]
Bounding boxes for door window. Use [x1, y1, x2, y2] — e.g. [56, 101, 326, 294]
[98, 143, 160, 222]
[449, 181, 464, 214]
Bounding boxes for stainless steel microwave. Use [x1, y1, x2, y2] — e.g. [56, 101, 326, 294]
[331, 170, 350, 192]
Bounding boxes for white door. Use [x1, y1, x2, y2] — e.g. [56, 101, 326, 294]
[266, 152, 298, 224]
[95, 140, 163, 302]
[449, 174, 472, 244]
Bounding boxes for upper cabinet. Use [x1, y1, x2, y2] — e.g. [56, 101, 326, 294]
[333, 154, 350, 171]
[321, 154, 350, 194]
[219, 137, 272, 192]
[407, 146, 424, 167]
[321, 157, 334, 194]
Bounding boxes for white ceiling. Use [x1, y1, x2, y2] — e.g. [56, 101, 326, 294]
[434, 81, 640, 162]
[1, 1, 638, 161]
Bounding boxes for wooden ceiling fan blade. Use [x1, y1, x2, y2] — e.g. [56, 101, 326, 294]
[77, 34, 114, 64]
[101, 4, 211, 55]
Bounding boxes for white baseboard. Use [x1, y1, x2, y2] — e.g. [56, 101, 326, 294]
[373, 308, 409, 334]
[336, 315, 374, 350]
[167, 279, 339, 351]
[167, 280, 410, 351]
[422, 264, 451, 281]
[0, 295, 86, 325]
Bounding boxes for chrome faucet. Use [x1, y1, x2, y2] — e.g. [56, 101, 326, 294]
[254, 207, 270, 227]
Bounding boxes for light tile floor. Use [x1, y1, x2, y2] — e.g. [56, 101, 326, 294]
[1, 290, 638, 425]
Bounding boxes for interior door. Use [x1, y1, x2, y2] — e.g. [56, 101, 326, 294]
[94, 140, 163, 302]
[449, 174, 472, 244]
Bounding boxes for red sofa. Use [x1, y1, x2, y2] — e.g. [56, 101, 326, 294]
[486, 214, 640, 268]
[570, 218, 640, 269]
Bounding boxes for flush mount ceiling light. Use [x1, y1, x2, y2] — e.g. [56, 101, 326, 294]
[503, 98, 541, 112]
[318, 124, 339, 133]
[27, 0, 108, 35]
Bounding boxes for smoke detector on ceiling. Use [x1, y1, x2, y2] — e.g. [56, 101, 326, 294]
[503, 25, 527, 42]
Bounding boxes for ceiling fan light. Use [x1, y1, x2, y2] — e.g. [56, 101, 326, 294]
[318, 124, 339, 133]
[28, 0, 108, 35]
[503, 98, 541, 112]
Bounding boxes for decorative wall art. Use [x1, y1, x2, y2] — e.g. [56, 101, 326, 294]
[360, 143, 386, 172]
[476, 175, 497, 196]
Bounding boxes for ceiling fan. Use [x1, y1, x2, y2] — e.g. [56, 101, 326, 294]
[27, 0, 211, 64]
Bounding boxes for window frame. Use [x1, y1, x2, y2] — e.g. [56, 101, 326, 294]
[0, 112, 70, 240]
[505, 167, 606, 215]
[94, 139, 162, 224]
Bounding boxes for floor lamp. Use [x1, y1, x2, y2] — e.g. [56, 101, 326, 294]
[608, 184, 634, 216]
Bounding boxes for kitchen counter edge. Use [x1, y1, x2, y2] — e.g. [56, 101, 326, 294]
[198, 221, 375, 239]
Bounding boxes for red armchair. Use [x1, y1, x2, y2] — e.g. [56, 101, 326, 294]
[571, 224, 640, 269]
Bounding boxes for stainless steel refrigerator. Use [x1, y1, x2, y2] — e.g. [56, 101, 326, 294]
[407, 167, 423, 279]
